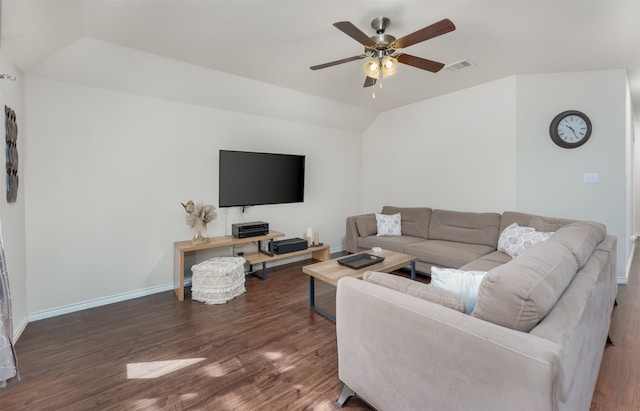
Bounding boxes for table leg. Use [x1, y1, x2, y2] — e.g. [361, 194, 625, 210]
[174, 248, 185, 301]
[309, 276, 336, 322]
[411, 261, 416, 281]
[246, 263, 267, 280]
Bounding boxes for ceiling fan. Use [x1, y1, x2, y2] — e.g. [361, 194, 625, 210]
[310, 17, 456, 88]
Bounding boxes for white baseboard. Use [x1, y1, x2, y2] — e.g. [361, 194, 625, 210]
[623, 241, 636, 284]
[28, 283, 175, 322]
[25, 245, 346, 323]
[13, 316, 28, 342]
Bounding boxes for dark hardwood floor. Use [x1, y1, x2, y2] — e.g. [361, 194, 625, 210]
[591, 242, 640, 411]
[2, 246, 639, 410]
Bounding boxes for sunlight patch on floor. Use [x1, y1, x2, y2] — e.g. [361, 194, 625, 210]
[127, 358, 206, 379]
[129, 393, 199, 409]
[201, 361, 227, 377]
[200, 356, 243, 377]
[264, 351, 284, 361]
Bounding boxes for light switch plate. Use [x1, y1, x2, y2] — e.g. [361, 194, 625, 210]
[584, 172, 600, 183]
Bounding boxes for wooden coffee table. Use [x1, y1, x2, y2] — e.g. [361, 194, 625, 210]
[302, 249, 417, 322]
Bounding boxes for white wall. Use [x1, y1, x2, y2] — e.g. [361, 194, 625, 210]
[14, 36, 635, 321]
[23, 76, 362, 317]
[362, 76, 518, 212]
[362, 71, 630, 280]
[634, 116, 640, 238]
[30, 38, 377, 133]
[516, 70, 630, 280]
[625, 79, 635, 279]
[0, 53, 27, 340]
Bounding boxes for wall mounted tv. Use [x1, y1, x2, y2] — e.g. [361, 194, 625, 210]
[219, 150, 305, 208]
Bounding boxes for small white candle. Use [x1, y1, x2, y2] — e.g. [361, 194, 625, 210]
[306, 227, 313, 238]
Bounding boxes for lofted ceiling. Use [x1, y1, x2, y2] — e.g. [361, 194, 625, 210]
[2, 0, 640, 117]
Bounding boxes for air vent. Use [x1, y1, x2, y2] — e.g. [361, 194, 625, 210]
[445, 59, 475, 71]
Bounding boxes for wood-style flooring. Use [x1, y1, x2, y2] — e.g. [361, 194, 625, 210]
[2, 246, 639, 410]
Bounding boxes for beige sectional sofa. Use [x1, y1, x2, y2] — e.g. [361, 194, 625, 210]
[337, 206, 617, 410]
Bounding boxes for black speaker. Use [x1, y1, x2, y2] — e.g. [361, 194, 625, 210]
[273, 238, 308, 254]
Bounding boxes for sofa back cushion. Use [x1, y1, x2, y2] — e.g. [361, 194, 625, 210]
[355, 214, 377, 237]
[428, 209, 501, 247]
[381, 206, 431, 239]
[472, 240, 578, 332]
[547, 221, 606, 269]
[500, 211, 575, 234]
[363, 271, 466, 313]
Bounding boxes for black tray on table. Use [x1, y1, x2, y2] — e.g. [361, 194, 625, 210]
[337, 253, 385, 269]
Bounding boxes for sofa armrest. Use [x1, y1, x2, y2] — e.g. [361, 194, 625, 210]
[336, 277, 563, 411]
[596, 235, 618, 306]
[345, 213, 374, 253]
[363, 271, 466, 312]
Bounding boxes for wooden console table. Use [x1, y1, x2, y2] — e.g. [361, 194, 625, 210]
[173, 230, 285, 301]
[243, 243, 331, 280]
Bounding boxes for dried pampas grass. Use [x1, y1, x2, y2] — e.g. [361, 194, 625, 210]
[181, 200, 217, 245]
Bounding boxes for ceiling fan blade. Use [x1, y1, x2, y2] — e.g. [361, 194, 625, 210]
[363, 76, 377, 87]
[333, 21, 376, 47]
[310, 54, 366, 70]
[397, 54, 445, 73]
[392, 18, 456, 49]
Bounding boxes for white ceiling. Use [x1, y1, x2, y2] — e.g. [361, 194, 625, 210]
[2, 0, 640, 117]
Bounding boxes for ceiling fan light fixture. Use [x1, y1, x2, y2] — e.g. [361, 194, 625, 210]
[363, 56, 398, 79]
[382, 56, 398, 77]
[363, 59, 380, 78]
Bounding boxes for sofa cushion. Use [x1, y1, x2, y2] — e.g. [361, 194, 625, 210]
[472, 240, 578, 332]
[429, 209, 501, 247]
[404, 240, 495, 270]
[381, 206, 431, 239]
[376, 213, 402, 236]
[358, 235, 425, 254]
[431, 267, 487, 314]
[355, 214, 377, 237]
[497, 222, 554, 258]
[363, 271, 466, 313]
[548, 222, 606, 269]
[529, 216, 567, 232]
[500, 211, 575, 234]
[459, 251, 512, 272]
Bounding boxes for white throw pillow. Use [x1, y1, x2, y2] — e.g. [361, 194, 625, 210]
[376, 213, 402, 236]
[498, 222, 554, 258]
[430, 267, 487, 314]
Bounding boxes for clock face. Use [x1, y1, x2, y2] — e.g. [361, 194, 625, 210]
[549, 110, 592, 149]
[557, 115, 588, 143]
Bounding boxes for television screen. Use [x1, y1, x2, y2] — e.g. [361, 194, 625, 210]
[219, 150, 305, 207]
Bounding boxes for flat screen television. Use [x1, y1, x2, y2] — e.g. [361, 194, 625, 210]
[219, 150, 305, 207]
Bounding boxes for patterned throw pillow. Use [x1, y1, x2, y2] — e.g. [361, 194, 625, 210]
[376, 213, 402, 236]
[498, 222, 554, 258]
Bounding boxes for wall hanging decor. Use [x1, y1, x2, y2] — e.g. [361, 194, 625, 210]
[5, 106, 18, 203]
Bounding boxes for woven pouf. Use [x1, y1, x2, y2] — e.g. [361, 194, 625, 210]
[191, 256, 246, 304]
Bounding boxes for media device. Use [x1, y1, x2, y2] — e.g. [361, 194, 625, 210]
[273, 238, 308, 254]
[219, 150, 305, 208]
[232, 221, 269, 238]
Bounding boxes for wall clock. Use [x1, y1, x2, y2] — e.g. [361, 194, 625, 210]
[549, 110, 592, 149]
